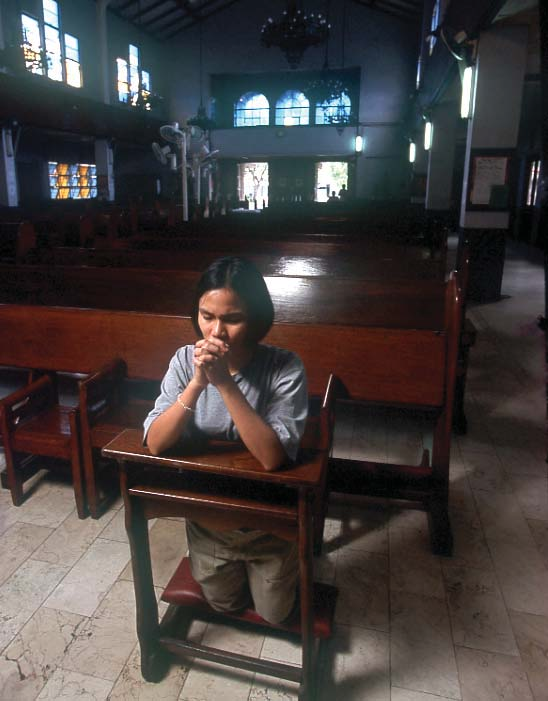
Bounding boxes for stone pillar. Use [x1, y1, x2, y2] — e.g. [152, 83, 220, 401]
[426, 99, 458, 212]
[0, 127, 19, 207]
[97, 0, 112, 105]
[0, 2, 6, 51]
[458, 24, 529, 302]
[95, 139, 115, 201]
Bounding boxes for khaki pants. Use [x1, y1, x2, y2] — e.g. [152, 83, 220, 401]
[186, 520, 298, 625]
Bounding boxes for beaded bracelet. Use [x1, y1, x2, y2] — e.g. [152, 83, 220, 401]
[176, 395, 196, 413]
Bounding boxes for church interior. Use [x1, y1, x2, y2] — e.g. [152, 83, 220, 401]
[0, 0, 546, 699]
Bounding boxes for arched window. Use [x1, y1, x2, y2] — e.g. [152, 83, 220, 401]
[275, 90, 309, 126]
[234, 92, 270, 127]
[315, 92, 352, 125]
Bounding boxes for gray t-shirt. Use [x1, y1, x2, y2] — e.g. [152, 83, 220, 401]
[143, 344, 308, 461]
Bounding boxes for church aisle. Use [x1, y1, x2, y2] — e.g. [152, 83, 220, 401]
[0, 240, 545, 701]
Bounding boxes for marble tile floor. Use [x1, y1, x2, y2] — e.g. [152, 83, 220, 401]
[0, 239, 546, 700]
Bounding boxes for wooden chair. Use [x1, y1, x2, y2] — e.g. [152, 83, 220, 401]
[0, 374, 86, 518]
[101, 376, 337, 700]
[78, 358, 156, 518]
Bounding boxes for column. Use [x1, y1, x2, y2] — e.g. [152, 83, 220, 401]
[458, 24, 529, 302]
[97, 0, 112, 105]
[425, 99, 458, 212]
[95, 138, 115, 201]
[0, 127, 19, 207]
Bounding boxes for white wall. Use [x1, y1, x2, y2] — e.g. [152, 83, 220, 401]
[164, 0, 420, 199]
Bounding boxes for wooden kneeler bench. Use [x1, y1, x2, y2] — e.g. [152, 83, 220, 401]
[102, 375, 336, 701]
[159, 557, 337, 685]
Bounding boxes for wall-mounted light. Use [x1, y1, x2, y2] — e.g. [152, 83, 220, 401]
[409, 141, 416, 163]
[424, 121, 433, 151]
[460, 65, 474, 119]
[354, 134, 363, 153]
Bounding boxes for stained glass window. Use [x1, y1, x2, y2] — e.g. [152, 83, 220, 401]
[48, 162, 97, 200]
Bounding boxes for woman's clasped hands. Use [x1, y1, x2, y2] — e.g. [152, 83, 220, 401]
[193, 336, 232, 387]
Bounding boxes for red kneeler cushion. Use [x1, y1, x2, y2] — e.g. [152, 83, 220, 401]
[162, 557, 337, 640]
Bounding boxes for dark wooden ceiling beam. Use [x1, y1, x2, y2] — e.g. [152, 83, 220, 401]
[112, 0, 422, 41]
[147, 0, 215, 36]
[133, 3, 182, 29]
[162, 0, 242, 37]
[380, 0, 421, 13]
[115, 0, 137, 12]
[350, 0, 421, 21]
[127, 0, 168, 22]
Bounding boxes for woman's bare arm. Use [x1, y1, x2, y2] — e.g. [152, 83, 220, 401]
[146, 377, 205, 455]
[216, 377, 287, 471]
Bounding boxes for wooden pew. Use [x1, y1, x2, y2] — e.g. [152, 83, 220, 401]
[0, 256, 470, 432]
[0, 264, 446, 328]
[0, 280, 461, 553]
[47, 245, 444, 277]
[12, 216, 442, 265]
[57, 228, 438, 255]
[0, 246, 473, 435]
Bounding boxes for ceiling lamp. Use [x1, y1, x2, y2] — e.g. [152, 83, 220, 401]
[261, 1, 330, 70]
[188, 104, 215, 134]
[188, 16, 216, 135]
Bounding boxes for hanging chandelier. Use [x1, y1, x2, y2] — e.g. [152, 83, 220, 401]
[260, 1, 330, 70]
[305, 74, 348, 104]
[188, 104, 216, 134]
[188, 16, 216, 135]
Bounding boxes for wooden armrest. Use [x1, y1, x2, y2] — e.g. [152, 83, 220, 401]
[317, 373, 338, 453]
[0, 374, 56, 430]
[326, 374, 349, 401]
[79, 357, 127, 422]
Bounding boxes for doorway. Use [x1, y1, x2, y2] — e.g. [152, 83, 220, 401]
[315, 161, 348, 202]
[237, 162, 269, 209]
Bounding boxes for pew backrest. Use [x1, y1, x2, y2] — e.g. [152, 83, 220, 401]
[48, 246, 445, 279]
[0, 264, 447, 329]
[0, 276, 459, 408]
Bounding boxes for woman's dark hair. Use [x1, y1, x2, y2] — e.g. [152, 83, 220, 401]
[192, 256, 274, 343]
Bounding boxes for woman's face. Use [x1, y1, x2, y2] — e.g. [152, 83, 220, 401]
[197, 287, 250, 352]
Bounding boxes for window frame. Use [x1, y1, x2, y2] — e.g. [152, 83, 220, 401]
[21, 13, 45, 75]
[20, 1, 82, 87]
[234, 92, 270, 127]
[48, 161, 97, 200]
[117, 44, 152, 108]
[314, 92, 352, 126]
[212, 68, 360, 130]
[275, 90, 310, 126]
